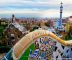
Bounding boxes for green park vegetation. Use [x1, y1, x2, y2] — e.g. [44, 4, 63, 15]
[0, 24, 8, 42]
[65, 30, 72, 40]
[0, 22, 10, 53]
[20, 43, 35, 60]
[65, 26, 72, 40]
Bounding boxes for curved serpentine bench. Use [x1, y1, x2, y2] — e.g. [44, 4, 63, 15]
[12, 30, 72, 60]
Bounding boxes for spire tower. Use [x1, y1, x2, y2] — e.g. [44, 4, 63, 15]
[59, 2, 63, 28]
[12, 14, 15, 23]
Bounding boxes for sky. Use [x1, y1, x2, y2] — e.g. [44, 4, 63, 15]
[0, 0, 72, 18]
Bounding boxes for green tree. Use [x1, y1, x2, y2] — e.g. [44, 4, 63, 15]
[65, 26, 72, 40]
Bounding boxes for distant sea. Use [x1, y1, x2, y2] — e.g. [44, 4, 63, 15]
[0, 14, 43, 18]
[0, 14, 59, 19]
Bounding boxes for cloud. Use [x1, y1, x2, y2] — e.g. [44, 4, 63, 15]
[0, 9, 71, 18]
[0, 0, 72, 17]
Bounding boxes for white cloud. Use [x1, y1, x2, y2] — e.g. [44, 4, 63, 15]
[0, 0, 71, 6]
[0, 9, 71, 18]
[0, 0, 72, 17]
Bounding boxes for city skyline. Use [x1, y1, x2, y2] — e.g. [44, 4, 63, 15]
[0, 0, 72, 18]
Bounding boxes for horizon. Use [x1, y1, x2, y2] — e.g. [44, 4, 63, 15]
[0, 14, 70, 19]
[0, 14, 70, 18]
